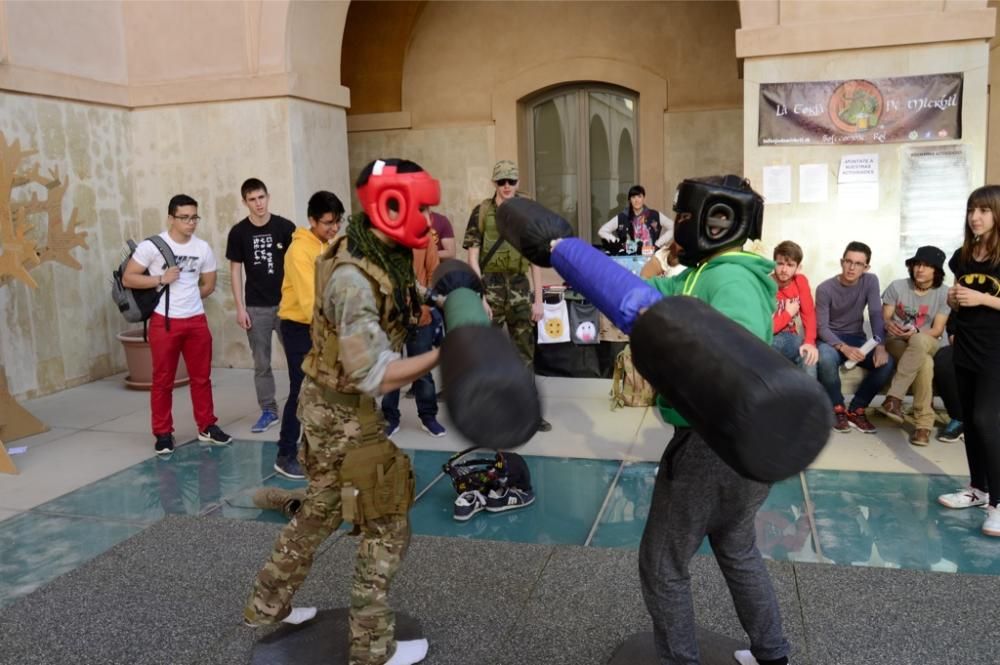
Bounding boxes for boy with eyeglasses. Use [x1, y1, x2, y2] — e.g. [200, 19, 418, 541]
[815, 241, 896, 433]
[122, 194, 232, 454]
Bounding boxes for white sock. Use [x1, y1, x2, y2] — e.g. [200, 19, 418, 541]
[281, 607, 317, 625]
[734, 650, 758, 665]
[385, 638, 429, 665]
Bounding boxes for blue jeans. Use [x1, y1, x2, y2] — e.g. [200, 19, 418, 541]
[771, 331, 817, 378]
[277, 319, 311, 458]
[816, 333, 896, 410]
[381, 318, 438, 423]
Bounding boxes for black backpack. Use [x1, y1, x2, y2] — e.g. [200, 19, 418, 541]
[111, 235, 177, 336]
[442, 447, 533, 495]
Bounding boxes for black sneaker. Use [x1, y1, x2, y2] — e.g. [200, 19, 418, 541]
[274, 455, 305, 480]
[404, 388, 415, 399]
[154, 434, 175, 455]
[198, 425, 232, 445]
[537, 418, 552, 433]
[486, 487, 536, 512]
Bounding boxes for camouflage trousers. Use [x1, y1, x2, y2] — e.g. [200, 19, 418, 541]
[244, 378, 411, 665]
[482, 271, 534, 366]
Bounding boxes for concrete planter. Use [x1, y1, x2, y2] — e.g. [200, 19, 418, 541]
[117, 328, 190, 390]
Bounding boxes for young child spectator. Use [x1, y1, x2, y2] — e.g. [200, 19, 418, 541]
[937, 185, 1000, 538]
[876, 246, 949, 446]
[770, 240, 817, 377]
[815, 241, 896, 434]
[122, 194, 232, 454]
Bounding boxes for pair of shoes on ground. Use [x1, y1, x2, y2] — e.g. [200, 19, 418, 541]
[244, 609, 429, 664]
[937, 419, 964, 443]
[385, 418, 447, 438]
[938, 486, 1000, 537]
[832, 405, 876, 434]
[274, 454, 305, 480]
[876, 397, 931, 445]
[453, 487, 535, 521]
[251, 411, 279, 433]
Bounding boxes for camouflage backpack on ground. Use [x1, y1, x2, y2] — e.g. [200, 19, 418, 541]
[610, 344, 655, 410]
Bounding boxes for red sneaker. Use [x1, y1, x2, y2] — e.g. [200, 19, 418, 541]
[847, 407, 877, 434]
[832, 405, 850, 433]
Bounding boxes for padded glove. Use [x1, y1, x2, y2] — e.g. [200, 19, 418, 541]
[495, 198, 574, 267]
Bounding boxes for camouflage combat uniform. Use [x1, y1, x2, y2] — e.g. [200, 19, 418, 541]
[463, 196, 535, 366]
[244, 235, 414, 665]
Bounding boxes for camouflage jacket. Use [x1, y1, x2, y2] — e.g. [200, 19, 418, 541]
[462, 196, 531, 275]
[302, 236, 412, 396]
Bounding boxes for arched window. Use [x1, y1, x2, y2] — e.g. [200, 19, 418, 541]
[524, 85, 638, 243]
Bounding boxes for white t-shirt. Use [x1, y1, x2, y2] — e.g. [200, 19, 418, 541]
[131, 231, 217, 318]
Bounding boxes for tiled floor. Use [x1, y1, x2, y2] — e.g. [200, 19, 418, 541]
[2, 370, 998, 611]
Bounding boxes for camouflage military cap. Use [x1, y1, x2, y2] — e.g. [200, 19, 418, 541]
[492, 160, 519, 182]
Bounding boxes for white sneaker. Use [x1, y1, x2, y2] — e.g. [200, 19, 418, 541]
[281, 607, 317, 625]
[983, 505, 1000, 537]
[385, 638, 429, 665]
[938, 486, 989, 509]
[733, 650, 758, 665]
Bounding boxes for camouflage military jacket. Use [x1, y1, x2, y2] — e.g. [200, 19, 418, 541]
[302, 236, 411, 396]
[462, 196, 531, 275]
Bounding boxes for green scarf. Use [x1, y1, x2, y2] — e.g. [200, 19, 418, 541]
[346, 214, 420, 325]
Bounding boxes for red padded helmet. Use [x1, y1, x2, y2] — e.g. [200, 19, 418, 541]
[356, 159, 441, 249]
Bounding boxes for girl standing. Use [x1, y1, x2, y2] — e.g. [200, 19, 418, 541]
[937, 185, 1000, 537]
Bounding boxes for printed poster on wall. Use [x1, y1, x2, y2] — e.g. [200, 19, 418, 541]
[758, 73, 962, 146]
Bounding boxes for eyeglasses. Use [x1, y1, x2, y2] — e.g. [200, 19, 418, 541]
[840, 259, 867, 269]
[171, 215, 201, 224]
[495, 179, 518, 187]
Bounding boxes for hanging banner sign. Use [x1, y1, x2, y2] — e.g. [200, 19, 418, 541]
[759, 73, 962, 146]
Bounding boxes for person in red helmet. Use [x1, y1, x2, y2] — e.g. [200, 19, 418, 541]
[244, 159, 440, 665]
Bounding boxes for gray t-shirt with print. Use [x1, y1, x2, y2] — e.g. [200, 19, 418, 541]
[881, 278, 949, 333]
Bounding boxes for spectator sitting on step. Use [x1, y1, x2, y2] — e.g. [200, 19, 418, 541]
[770, 240, 818, 377]
[876, 246, 950, 446]
[815, 241, 896, 435]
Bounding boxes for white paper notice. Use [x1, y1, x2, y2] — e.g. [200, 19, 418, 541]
[762, 165, 792, 204]
[799, 164, 828, 203]
[838, 182, 879, 211]
[838, 154, 878, 183]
